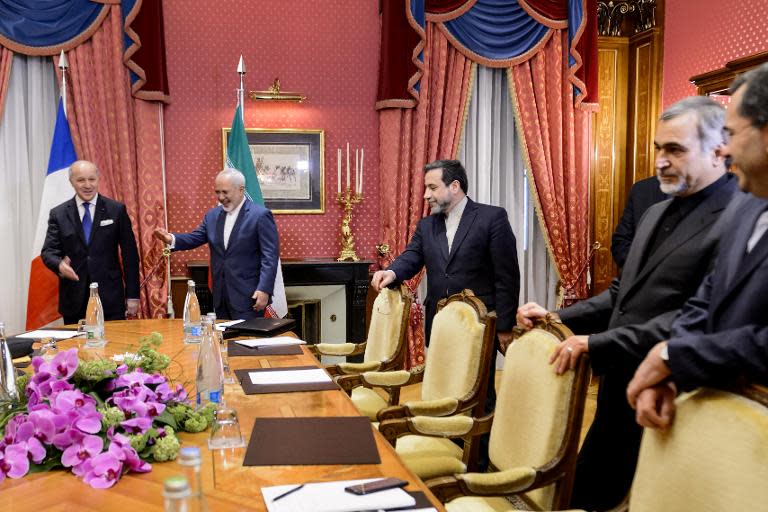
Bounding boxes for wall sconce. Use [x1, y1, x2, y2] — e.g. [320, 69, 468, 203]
[248, 78, 306, 102]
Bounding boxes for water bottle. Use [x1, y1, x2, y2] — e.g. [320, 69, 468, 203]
[183, 280, 202, 344]
[206, 312, 234, 385]
[196, 316, 224, 408]
[178, 446, 208, 512]
[0, 322, 19, 408]
[84, 283, 106, 347]
[163, 475, 191, 512]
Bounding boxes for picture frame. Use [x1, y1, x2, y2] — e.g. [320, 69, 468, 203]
[221, 128, 325, 214]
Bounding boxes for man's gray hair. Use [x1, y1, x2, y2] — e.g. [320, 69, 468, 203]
[659, 96, 726, 152]
[217, 167, 246, 187]
[68, 160, 99, 178]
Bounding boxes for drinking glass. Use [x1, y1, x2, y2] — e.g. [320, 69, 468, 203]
[39, 337, 58, 362]
[208, 407, 245, 449]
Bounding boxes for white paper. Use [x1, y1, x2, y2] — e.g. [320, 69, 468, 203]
[235, 336, 305, 348]
[215, 319, 245, 331]
[262, 479, 416, 512]
[16, 330, 81, 340]
[249, 368, 330, 386]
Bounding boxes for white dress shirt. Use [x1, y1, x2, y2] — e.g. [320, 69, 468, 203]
[445, 196, 468, 253]
[223, 197, 246, 250]
[747, 211, 768, 253]
[75, 193, 98, 222]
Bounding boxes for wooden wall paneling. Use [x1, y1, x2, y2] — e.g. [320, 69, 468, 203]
[627, 28, 664, 186]
[591, 38, 629, 294]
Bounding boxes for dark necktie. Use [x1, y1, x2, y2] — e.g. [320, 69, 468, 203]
[82, 202, 92, 244]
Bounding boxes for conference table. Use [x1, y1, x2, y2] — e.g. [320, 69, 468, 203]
[0, 319, 444, 511]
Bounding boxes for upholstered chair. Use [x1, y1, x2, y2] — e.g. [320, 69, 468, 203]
[620, 384, 768, 512]
[403, 317, 590, 510]
[309, 286, 410, 380]
[337, 290, 496, 438]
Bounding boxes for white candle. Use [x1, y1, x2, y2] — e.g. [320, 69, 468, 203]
[355, 148, 359, 194]
[360, 148, 364, 193]
[346, 142, 350, 189]
[337, 148, 341, 193]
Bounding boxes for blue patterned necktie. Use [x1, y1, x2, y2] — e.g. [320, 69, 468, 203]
[82, 201, 92, 244]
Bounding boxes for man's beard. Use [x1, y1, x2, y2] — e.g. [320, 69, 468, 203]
[657, 173, 689, 196]
[429, 199, 450, 214]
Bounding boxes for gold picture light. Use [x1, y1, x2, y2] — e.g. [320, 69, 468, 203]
[249, 78, 306, 102]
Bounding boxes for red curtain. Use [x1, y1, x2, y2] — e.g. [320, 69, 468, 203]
[0, 47, 11, 121]
[379, 23, 474, 367]
[510, 29, 592, 302]
[56, 6, 167, 318]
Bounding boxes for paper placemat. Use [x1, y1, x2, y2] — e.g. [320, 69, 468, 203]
[227, 340, 303, 357]
[244, 416, 380, 466]
[261, 479, 416, 512]
[235, 366, 338, 394]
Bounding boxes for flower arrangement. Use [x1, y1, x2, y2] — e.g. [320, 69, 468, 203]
[0, 333, 215, 488]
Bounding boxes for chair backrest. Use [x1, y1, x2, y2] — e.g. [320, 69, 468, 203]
[628, 385, 768, 512]
[363, 286, 411, 368]
[421, 290, 496, 410]
[488, 319, 589, 510]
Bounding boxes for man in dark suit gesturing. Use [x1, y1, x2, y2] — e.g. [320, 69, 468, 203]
[517, 96, 739, 510]
[42, 160, 140, 324]
[628, 62, 768, 429]
[154, 168, 279, 321]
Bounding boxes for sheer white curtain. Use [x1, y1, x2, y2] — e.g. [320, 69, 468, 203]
[459, 65, 558, 310]
[0, 54, 58, 334]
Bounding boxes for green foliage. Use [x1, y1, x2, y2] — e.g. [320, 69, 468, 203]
[99, 406, 126, 430]
[159, 402, 216, 434]
[16, 372, 30, 406]
[150, 428, 180, 462]
[124, 332, 170, 373]
[74, 359, 118, 385]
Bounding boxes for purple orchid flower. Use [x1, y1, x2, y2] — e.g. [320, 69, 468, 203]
[0, 444, 31, 481]
[53, 390, 102, 434]
[42, 349, 79, 380]
[120, 417, 152, 435]
[61, 434, 103, 470]
[81, 451, 123, 489]
[108, 433, 150, 474]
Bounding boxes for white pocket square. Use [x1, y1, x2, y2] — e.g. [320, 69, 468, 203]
[99, 219, 114, 226]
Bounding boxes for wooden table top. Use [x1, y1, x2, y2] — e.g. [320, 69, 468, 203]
[0, 319, 443, 511]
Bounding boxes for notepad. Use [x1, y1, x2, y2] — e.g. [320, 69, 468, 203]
[262, 479, 416, 512]
[248, 368, 330, 385]
[235, 336, 306, 348]
[215, 319, 245, 331]
[16, 330, 81, 340]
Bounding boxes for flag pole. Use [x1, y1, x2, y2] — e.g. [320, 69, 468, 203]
[158, 103, 174, 318]
[58, 50, 69, 115]
[237, 54, 245, 120]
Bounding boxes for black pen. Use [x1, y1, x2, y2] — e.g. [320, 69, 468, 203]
[272, 484, 304, 502]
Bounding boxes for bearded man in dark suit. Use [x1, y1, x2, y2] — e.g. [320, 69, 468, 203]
[517, 96, 739, 511]
[628, 62, 768, 430]
[41, 160, 140, 324]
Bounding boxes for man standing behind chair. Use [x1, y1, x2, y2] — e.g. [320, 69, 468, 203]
[516, 96, 739, 511]
[628, 62, 768, 431]
[41, 160, 140, 324]
[153, 168, 279, 321]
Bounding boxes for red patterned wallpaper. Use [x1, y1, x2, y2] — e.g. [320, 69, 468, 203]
[662, 0, 768, 108]
[162, 0, 381, 275]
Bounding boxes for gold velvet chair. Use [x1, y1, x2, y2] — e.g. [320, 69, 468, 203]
[395, 317, 590, 510]
[337, 290, 497, 438]
[616, 383, 768, 512]
[309, 286, 411, 389]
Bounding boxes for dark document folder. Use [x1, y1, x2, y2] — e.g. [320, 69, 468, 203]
[225, 317, 296, 337]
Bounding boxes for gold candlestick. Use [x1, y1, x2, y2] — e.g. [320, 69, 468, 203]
[337, 186, 363, 261]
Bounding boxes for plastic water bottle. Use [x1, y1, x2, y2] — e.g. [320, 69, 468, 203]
[196, 316, 224, 408]
[84, 283, 106, 347]
[207, 312, 234, 385]
[163, 475, 191, 512]
[183, 280, 202, 344]
[0, 322, 19, 408]
[178, 446, 208, 512]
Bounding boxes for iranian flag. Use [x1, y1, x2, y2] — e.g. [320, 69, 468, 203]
[225, 103, 288, 318]
[26, 98, 77, 328]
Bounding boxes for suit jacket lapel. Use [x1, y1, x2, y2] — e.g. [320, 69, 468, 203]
[215, 207, 227, 254]
[432, 214, 449, 265]
[713, 198, 768, 311]
[67, 198, 87, 247]
[90, 197, 107, 245]
[226, 200, 250, 254]
[616, 198, 670, 296]
[447, 199, 478, 266]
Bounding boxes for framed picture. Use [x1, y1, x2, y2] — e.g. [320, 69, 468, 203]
[221, 128, 325, 214]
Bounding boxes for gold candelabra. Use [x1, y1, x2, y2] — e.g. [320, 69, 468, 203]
[337, 186, 363, 261]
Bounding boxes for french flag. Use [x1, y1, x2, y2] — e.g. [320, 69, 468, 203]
[26, 98, 77, 329]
